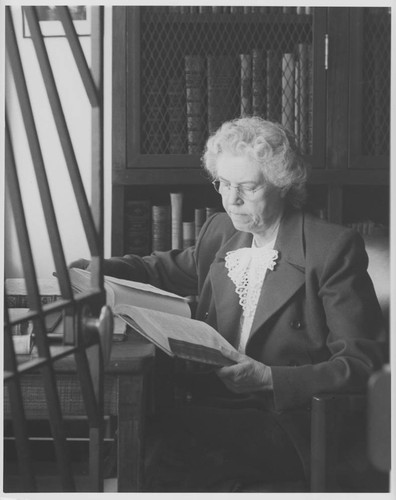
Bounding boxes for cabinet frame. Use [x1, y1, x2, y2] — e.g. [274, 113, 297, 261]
[111, 6, 390, 253]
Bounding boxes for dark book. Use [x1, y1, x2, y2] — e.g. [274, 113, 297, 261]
[143, 78, 165, 154]
[207, 55, 238, 135]
[240, 53, 252, 117]
[167, 77, 187, 154]
[296, 43, 310, 154]
[194, 208, 206, 240]
[151, 205, 171, 252]
[185, 55, 206, 154]
[124, 200, 151, 256]
[266, 49, 282, 122]
[307, 44, 313, 155]
[182, 221, 195, 249]
[252, 49, 266, 118]
[282, 52, 295, 133]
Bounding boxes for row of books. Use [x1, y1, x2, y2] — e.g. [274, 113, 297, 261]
[151, 6, 313, 15]
[5, 277, 61, 308]
[314, 209, 388, 237]
[145, 43, 313, 156]
[124, 194, 220, 256]
[346, 220, 388, 237]
[240, 45, 313, 154]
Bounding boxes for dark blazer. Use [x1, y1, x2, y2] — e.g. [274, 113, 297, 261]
[103, 208, 385, 473]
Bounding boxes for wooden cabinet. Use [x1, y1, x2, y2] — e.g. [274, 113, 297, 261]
[112, 6, 390, 256]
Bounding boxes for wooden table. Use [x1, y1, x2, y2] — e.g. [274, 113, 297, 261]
[104, 332, 155, 491]
[5, 331, 155, 492]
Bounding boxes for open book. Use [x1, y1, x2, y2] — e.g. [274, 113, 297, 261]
[69, 268, 237, 368]
[115, 303, 237, 368]
[69, 268, 191, 340]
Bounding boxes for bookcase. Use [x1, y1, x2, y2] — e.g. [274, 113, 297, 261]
[112, 6, 390, 257]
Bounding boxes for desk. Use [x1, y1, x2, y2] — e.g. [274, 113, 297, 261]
[104, 332, 155, 491]
[4, 331, 155, 492]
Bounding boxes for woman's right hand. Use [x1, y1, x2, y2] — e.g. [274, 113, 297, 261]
[69, 258, 91, 270]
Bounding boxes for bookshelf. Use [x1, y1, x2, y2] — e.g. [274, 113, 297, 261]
[112, 6, 390, 256]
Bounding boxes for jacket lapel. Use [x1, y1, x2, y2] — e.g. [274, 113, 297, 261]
[250, 209, 306, 336]
[209, 210, 306, 347]
[210, 230, 252, 346]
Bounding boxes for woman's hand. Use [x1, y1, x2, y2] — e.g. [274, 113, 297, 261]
[216, 346, 273, 394]
[68, 258, 91, 270]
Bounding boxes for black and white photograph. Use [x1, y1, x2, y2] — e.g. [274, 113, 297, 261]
[1, 1, 393, 496]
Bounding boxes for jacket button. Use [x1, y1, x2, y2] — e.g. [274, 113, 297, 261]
[290, 320, 302, 329]
[204, 312, 209, 319]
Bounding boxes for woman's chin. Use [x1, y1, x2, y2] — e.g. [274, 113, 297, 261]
[230, 215, 252, 232]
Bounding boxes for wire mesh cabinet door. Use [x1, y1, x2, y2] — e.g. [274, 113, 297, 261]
[4, 6, 110, 492]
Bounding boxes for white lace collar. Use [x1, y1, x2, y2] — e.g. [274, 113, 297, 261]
[224, 242, 278, 314]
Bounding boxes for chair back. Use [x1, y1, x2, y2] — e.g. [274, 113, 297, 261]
[363, 233, 390, 324]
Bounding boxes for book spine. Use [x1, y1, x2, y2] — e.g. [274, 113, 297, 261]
[373, 38, 389, 156]
[294, 55, 300, 141]
[297, 43, 309, 154]
[151, 205, 171, 252]
[240, 53, 252, 117]
[185, 55, 206, 154]
[182, 221, 195, 249]
[282, 52, 295, 133]
[167, 77, 187, 154]
[170, 192, 184, 249]
[143, 78, 165, 153]
[124, 200, 151, 256]
[5, 295, 59, 308]
[252, 49, 266, 118]
[266, 49, 282, 122]
[194, 208, 206, 240]
[207, 55, 237, 135]
[307, 44, 313, 155]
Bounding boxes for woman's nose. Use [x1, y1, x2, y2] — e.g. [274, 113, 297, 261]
[228, 186, 243, 205]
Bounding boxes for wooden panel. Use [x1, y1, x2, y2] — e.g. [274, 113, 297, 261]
[111, 185, 125, 256]
[112, 6, 128, 170]
[326, 185, 343, 224]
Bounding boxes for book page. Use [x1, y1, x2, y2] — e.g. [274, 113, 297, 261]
[69, 268, 191, 318]
[114, 303, 238, 364]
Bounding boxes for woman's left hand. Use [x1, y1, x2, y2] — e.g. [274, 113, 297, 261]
[216, 346, 273, 393]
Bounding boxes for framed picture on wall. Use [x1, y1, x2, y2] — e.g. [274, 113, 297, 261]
[23, 6, 91, 38]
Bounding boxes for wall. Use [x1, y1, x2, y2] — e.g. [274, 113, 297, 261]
[4, 5, 112, 279]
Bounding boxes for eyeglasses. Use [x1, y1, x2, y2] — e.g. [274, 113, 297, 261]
[212, 179, 265, 200]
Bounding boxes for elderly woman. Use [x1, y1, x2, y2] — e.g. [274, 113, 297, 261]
[73, 117, 384, 491]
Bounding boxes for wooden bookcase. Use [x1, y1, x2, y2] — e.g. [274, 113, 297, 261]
[111, 6, 390, 257]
